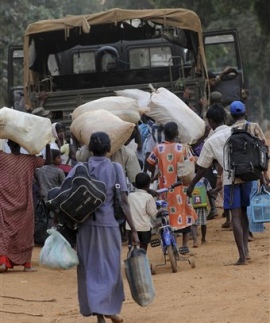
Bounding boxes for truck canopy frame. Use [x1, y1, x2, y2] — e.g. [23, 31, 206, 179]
[23, 8, 207, 109]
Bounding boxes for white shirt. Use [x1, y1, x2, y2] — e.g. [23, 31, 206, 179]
[197, 125, 232, 185]
[126, 189, 158, 231]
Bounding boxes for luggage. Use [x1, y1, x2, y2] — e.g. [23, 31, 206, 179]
[46, 164, 106, 228]
[115, 86, 206, 144]
[250, 185, 270, 223]
[0, 107, 52, 154]
[125, 247, 155, 307]
[39, 228, 79, 270]
[114, 89, 151, 108]
[191, 181, 208, 208]
[225, 123, 269, 182]
[147, 87, 205, 144]
[70, 109, 135, 156]
[72, 96, 142, 124]
[177, 145, 195, 186]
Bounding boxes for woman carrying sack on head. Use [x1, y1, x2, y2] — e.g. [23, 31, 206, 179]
[146, 121, 197, 255]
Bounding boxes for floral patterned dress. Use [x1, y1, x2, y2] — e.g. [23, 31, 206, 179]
[147, 141, 197, 230]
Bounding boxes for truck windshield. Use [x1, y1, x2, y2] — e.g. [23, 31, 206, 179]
[129, 46, 172, 69]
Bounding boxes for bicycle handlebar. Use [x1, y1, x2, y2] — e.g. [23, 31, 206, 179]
[156, 180, 183, 194]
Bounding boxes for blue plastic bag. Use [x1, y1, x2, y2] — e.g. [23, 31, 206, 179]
[250, 185, 270, 223]
[39, 227, 79, 270]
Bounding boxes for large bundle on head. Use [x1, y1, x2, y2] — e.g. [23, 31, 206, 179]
[70, 109, 135, 156]
[0, 107, 53, 154]
[72, 96, 145, 124]
[114, 89, 151, 109]
[147, 87, 205, 144]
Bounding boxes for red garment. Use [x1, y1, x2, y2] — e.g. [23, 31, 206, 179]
[57, 164, 72, 176]
[0, 255, 31, 269]
[0, 152, 44, 265]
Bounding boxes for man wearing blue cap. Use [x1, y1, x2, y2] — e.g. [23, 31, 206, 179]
[224, 101, 269, 265]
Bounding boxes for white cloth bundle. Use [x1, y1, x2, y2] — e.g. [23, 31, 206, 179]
[72, 96, 142, 124]
[0, 107, 53, 154]
[70, 109, 135, 156]
[147, 87, 205, 144]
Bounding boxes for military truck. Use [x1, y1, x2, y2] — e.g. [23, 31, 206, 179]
[7, 8, 247, 128]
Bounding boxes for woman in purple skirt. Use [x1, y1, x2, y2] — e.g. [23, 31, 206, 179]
[69, 131, 138, 323]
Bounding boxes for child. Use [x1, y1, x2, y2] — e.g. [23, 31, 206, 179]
[191, 177, 220, 247]
[35, 149, 66, 201]
[126, 172, 158, 252]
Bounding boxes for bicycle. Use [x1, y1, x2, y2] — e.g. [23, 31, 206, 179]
[150, 181, 196, 274]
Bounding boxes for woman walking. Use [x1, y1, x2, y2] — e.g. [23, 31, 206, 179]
[67, 131, 138, 323]
[0, 140, 50, 272]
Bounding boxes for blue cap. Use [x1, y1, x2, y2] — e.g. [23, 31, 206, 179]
[230, 101, 246, 115]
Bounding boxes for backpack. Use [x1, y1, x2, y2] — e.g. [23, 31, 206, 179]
[191, 179, 208, 208]
[46, 163, 106, 228]
[225, 123, 269, 182]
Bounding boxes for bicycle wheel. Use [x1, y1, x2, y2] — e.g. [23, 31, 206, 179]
[167, 245, 178, 273]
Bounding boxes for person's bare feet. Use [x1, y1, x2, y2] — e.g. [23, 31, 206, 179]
[97, 314, 106, 323]
[105, 315, 124, 323]
[233, 259, 248, 266]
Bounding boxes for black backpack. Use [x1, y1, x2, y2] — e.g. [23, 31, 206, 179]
[225, 123, 269, 182]
[46, 163, 106, 228]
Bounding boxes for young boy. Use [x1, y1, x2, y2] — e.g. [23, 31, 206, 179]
[35, 149, 66, 201]
[126, 172, 158, 252]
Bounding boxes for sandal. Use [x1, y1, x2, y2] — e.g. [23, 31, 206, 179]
[104, 315, 123, 323]
[0, 264, 7, 273]
[179, 246, 189, 254]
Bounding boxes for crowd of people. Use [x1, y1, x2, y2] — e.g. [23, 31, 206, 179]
[0, 89, 269, 323]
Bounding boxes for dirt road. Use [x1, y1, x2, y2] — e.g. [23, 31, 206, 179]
[0, 213, 269, 323]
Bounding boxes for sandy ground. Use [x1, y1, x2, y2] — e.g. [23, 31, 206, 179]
[1, 211, 269, 323]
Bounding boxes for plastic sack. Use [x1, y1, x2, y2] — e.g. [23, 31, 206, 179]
[124, 247, 155, 307]
[177, 145, 195, 186]
[70, 109, 135, 156]
[250, 185, 270, 223]
[147, 87, 205, 144]
[39, 227, 79, 270]
[114, 89, 151, 108]
[0, 107, 52, 154]
[72, 96, 141, 124]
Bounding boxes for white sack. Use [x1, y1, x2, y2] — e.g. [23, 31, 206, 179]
[72, 96, 141, 124]
[147, 87, 205, 144]
[0, 107, 53, 154]
[115, 89, 151, 109]
[70, 109, 135, 156]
